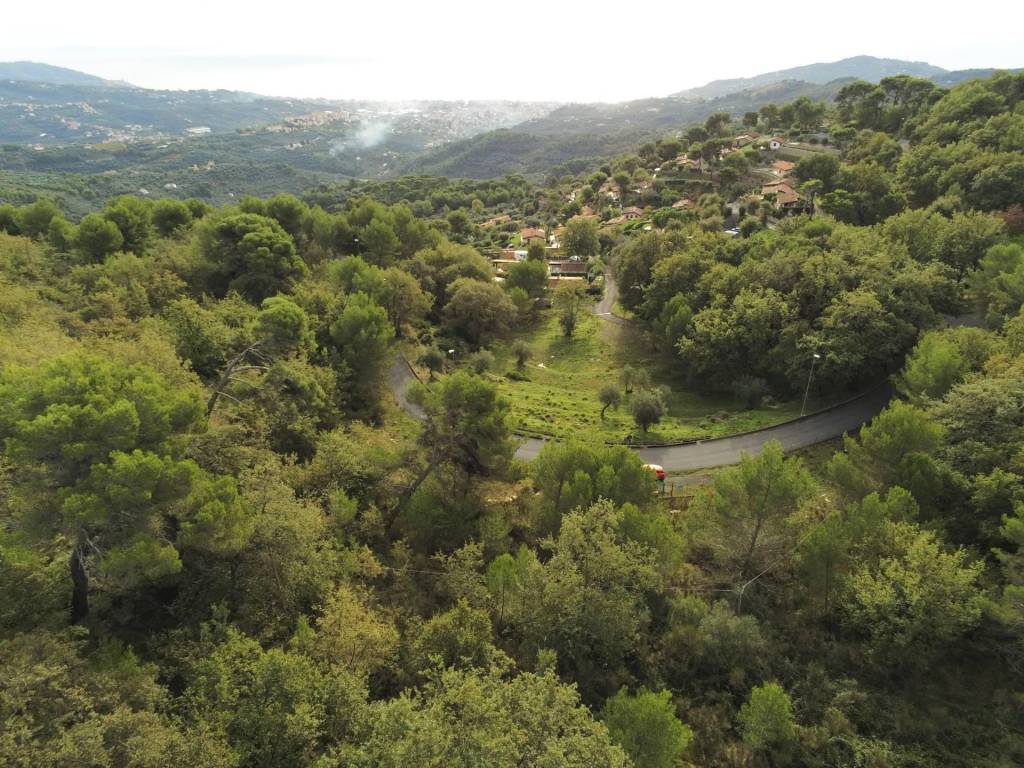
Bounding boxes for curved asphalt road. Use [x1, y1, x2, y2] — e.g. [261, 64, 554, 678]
[390, 271, 896, 471]
[511, 384, 892, 470]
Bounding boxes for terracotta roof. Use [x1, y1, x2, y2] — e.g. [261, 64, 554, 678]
[762, 181, 797, 197]
[520, 227, 546, 241]
[776, 189, 801, 205]
[772, 160, 796, 173]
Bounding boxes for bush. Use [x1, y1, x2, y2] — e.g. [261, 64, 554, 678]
[511, 340, 532, 369]
[506, 368, 530, 382]
[739, 218, 762, 238]
[632, 388, 666, 433]
[470, 350, 495, 374]
[731, 375, 769, 408]
[420, 348, 446, 379]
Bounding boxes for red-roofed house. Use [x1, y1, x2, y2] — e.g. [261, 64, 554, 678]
[622, 207, 643, 220]
[762, 181, 806, 214]
[772, 159, 796, 176]
[520, 227, 546, 243]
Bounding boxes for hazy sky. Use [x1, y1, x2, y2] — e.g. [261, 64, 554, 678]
[6, 1, 1023, 102]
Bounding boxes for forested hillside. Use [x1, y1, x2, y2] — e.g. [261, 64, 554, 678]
[401, 81, 845, 179]
[1, 69, 1024, 768]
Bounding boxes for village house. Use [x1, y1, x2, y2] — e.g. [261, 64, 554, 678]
[762, 179, 794, 196]
[675, 154, 709, 173]
[733, 134, 756, 148]
[772, 159, 796, 176]
[547, 275, 587, 289]
[621, 206, 643, 219]
[768, 137, 786, 151]
[548, 260, 589, 277]
[520, 226, 546, 243]
[761, 180, 806, 214]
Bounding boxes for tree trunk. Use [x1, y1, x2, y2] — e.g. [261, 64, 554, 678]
[739, 514, 766, 581]
[70, 544, 89, 624]
[207, 342, 264, 417]
[385, 462, 434, 538]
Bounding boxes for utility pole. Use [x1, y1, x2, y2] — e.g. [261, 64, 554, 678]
[800, 353, 821, 416]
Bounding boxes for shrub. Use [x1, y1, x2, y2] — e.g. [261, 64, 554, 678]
[731, 375, 769, 408]
[470, 350, 495, 374]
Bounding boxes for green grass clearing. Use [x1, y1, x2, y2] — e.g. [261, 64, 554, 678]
[476, 308, 812, 444]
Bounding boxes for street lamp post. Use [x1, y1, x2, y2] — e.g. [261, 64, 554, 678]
[800, 353, 821, 416]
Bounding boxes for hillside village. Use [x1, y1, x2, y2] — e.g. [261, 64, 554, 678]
[477, 117, 840, 287]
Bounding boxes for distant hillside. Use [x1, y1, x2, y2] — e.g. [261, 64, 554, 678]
[402, 80, 844, 179]
[933, 67, 1024, 86]
[0, 78, 355, 145]
[671, 56, 947, 100]
[404, 56, 1024, 180]
[0, 61, 123, 88]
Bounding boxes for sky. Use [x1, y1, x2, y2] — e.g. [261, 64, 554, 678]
[5, 0, 1023, 102]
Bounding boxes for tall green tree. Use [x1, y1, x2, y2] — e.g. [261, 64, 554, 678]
[554, 281, 588, 337]
[152, 198, 193, 238]
[843, 521, 984, 663]
[532, 442, 655, 531]
[418, 371, 514, 479]
[0, 352, 249, 621]
[511, 499, 659, 697]
[103, 196, 153, 255]
[199, 213, 306, 302]
[602, 688, 692, 768]
[349, 665, 629, 767]
[75, 213, 124, 262]
[563, 217, 600, 258]
[738, 683, 796, 761]
[505, 259, 549, 299]
[710, 441, 815, 592]
[329, 292, 394, 408]
[17, 199, 60, 239]
[444, 278, 515, 345]
[631, 389, 665, 434]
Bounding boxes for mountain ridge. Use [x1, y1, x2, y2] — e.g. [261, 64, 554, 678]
[0, 61, 130, 88]
[670, 55, 948, 100]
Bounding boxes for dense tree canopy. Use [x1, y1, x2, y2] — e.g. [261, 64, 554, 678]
[4, 70, 1024, 765]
